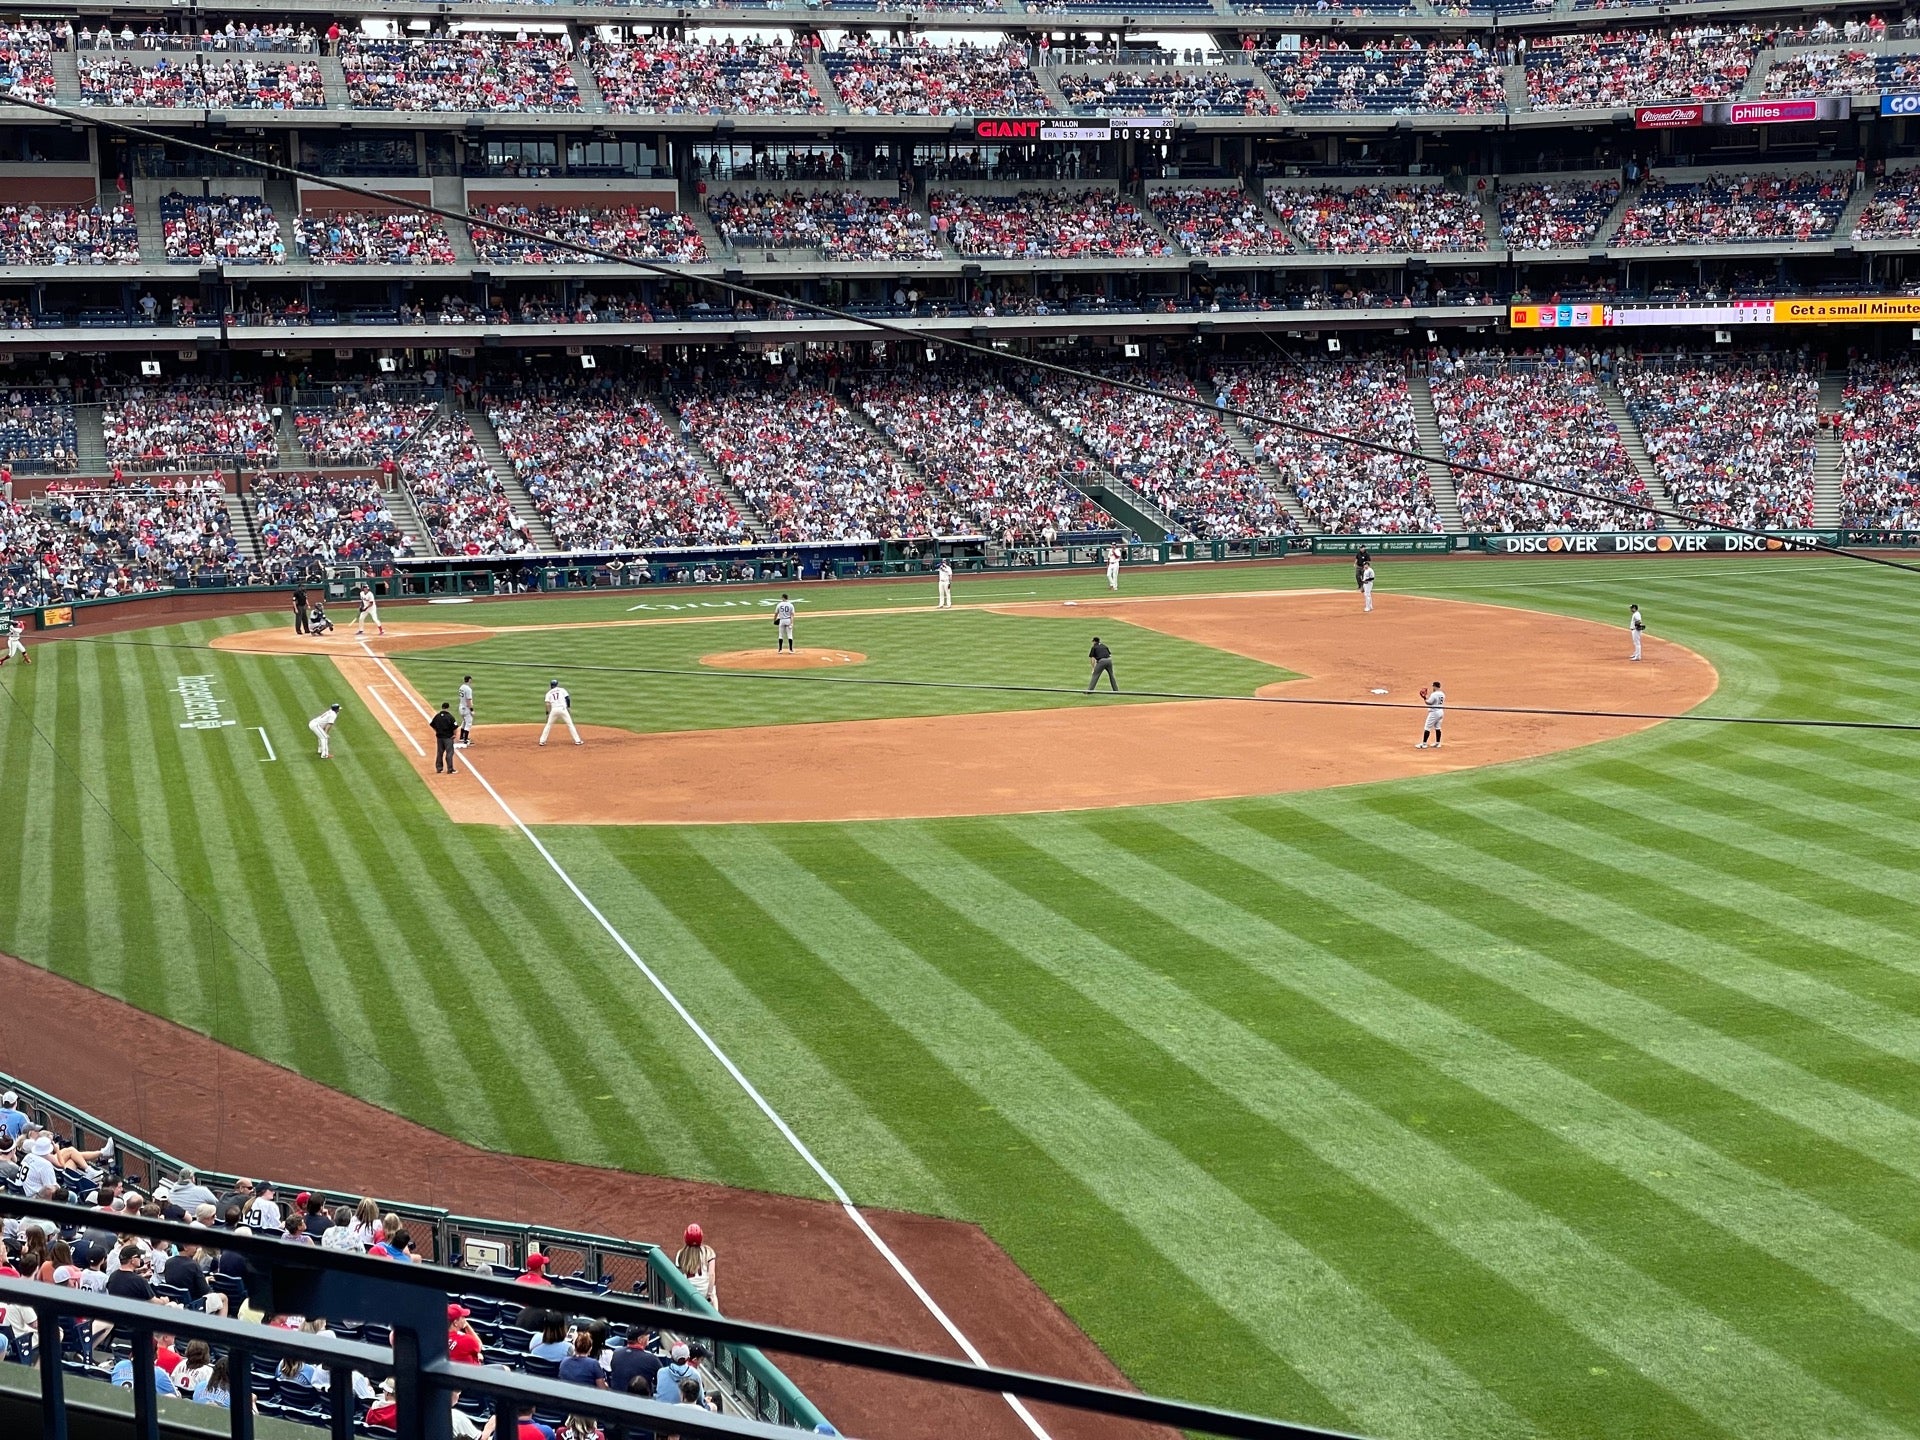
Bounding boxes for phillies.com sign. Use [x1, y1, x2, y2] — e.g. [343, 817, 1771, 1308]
[1485, 531, 1832, 555]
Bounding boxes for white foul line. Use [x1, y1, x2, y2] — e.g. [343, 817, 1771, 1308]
[364, 684, 427, 755]
[255, 727, 277, 763]
[353, 639, 1052, 1440]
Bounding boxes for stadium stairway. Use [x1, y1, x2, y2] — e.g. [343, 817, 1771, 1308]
[1833, 178, 1879, 240]
[804, 55, 843, 113]
[74, 405, 108, 472]
[264, 178, 300, 259]
[1405, 372, 1468, 530]
[1014, 383, 1194, 539]
[1591, 182, 1636, 247]
[1191, 373, 1316, 533]
[274, 408, 306, 468]
[316, 54, 351, 109]
[134, 201, 166, 264]
[230, 493, 267, 564]
[572, 53, 606, 109]
[48, 50, 78, 104]
[662, 404, 770, 543]
[435, 178, 478, 261]
[1599, 378, 1677, 516]
[1813, 369, 1847, 527]
[464, 406, 562, 552]
[1029, 64, 1073, 114]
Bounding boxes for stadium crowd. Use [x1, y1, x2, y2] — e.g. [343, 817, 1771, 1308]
[102, 387, 278, 468]
[1428, 351, 1653, 530]
[1026, 366, 1293, 537]
[1613, 171, 1850, 245]
[295, 395, 441, 464]
[159, 192, 285, 264]
[250, 473, 415, 564]
[340, 33, 580, 112]
[1215, 361, 1437, 532]
[468, 204, 708, 264]
[706, 189, 940, 260]
[404, 416, 538, 557]
[1149, 187, 1295, 256]
[592, 36, 823, 115]
[1762, 47, 1876, 96]
[1523, 26, 1760, 109]
[1057, 66, 1278, 116]
[676, 365, 953, 541]
[1497, 179, 1622, 249]
[930, 190, 1170, 258]
[0, 22, 57, 103]
[77, 55, 324, 107]
[0, 204, 141, 266]
[1256, 40, 1506, 113]
[853, 372, 1116, 541]
[1619, 359, 1816, 527]
[1267, 185, 1487, 253]
[31, 479, 252, 594]
[295, 211, 459, 265]
[1852, 169, 1920, 239]
[490, 386, 748, 550]
[827, 40, 1053, 114]
[1839, 360, 1920, 528]
[0, 393, 78, 471]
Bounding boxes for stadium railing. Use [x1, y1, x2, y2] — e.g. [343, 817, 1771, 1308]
[0, 1070, 823, 1432]
[0, 1193, 1362, 1440]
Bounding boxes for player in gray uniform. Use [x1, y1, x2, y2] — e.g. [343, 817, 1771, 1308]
[1629, 604, 1645, 661]
[774, 594, 796, 653]
[457, 675, 475, 747]
[1417, 681, 1445, 748]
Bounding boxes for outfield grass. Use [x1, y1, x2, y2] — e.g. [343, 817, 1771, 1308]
[4, 554, 1920, 1439]
[387, 607, 1294, 733]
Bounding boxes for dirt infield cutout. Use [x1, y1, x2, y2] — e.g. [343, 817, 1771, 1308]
[212, 591, 1716, 826]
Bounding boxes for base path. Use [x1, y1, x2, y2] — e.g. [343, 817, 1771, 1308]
[0, 951, 1169, 1440]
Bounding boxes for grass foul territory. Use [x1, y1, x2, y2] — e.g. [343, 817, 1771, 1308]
[2, 555, 1919, 1440]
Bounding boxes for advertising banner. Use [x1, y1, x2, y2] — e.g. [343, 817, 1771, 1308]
[1634, 105, 1705, 128]
[1773, 296, 1920, 323]
[1481, 532, 1833, 555]
[972, 118, 1111, 141]
[1310, 536, 1453, 554]
[1882, 93, 1920, 115]
[1635, 98, 1849, 127]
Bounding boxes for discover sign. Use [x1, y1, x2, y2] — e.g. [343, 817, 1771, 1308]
[1483, 532, 1833, 555]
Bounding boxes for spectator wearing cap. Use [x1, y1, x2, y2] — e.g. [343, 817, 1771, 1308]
[170, 1170, 216, 1213]
[20, 1136, 58, 1197]
[608, 1327, 663, 1397]
[653, 1342, 703, 1405]
[163, 1240, 228, 1317]
[557, 1327, 607, 1388]
[675, 1224, 718, 1310]
[519, 1251, 553, 1285]
[0, 1091, 27, 1141]
[244, 1183, 283, 1231]
[448, 1304, 485, 1364]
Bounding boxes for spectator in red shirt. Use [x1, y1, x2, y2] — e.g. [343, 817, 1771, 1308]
[447, 1304, 484, 1365]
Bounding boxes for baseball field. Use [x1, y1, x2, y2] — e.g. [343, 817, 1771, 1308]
[4, 552, 1919, 1440]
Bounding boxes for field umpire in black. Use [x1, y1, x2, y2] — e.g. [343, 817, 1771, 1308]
[291, 585, 308, 635]
[1087, 636, 1118, 692]
[430, 701, 459, 774]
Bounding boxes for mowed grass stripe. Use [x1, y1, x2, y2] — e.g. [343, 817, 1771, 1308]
[1350, 790, 1920, 1164]
[675, 826, 1532, 1440]
[841, 824, 1744, 1440]
[580, 829, 1350, 1419]
[933, 816, 1920, 1430]
[1470, 766, 1920, 1011]
[1125, 806, 1920, 1344]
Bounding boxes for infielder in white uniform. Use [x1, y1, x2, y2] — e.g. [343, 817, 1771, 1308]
[774, 594, 796, 653]
[354, 584, 384, 638]
[1, 617, 28, 666]
[1105, 546, 1121, 592]
[1360, 562, 1376, 613]
[457, 675, 474, 747]
[936, 559, 953, 609]
[309, 703, 341, 759]
[1417, 682, 1445, 749]
[539, 678, 582, 746]
[1629, 604, 1645, 661]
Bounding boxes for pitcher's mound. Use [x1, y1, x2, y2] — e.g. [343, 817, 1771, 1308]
[700, 648, 867, 670]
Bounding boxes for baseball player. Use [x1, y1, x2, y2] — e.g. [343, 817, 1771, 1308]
[539, 678, 582, 746]
[1105, 546, 1121, 592]
[309, 703, 341, 759]
[354, 583, 384, 639]
[1629, 604, 1645, 661]
[1360, 561, 1376, 613]
[1086, 636, 1117, 693]
[773, 594, 796, 654]
[936, 559, 953, 609]
[1417, 681, 1445, 749]
[0, 616, 28, 667]
[457, 675, 475, 747]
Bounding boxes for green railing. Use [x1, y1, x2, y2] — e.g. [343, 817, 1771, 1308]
[0, 1069, 827, 1431]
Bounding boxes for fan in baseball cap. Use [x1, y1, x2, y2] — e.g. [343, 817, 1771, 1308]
[683, 1224, 703, 1247]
